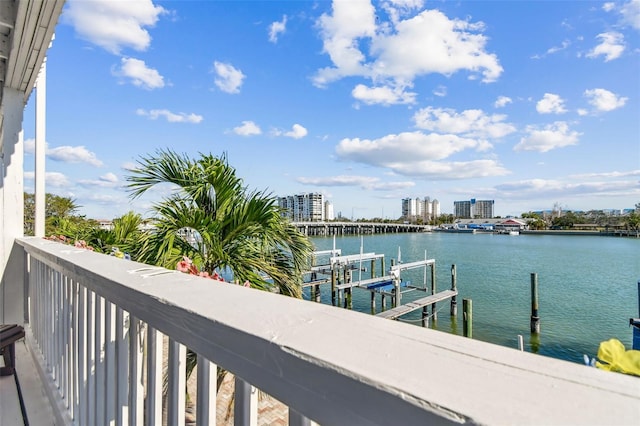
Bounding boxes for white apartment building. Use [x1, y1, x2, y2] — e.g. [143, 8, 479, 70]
[402, 196, 441, 223]
[278, 193, 328, 222]
[324, 200, 334, 221]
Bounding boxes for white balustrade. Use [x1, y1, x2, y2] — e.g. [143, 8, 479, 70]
[14, 237, 640, 426]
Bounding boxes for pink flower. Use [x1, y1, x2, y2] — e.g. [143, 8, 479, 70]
[176, 256, 193, 273]
[243, 280, 250, 288]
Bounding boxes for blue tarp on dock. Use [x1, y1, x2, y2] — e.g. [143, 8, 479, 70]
[366, 280, 409, 292]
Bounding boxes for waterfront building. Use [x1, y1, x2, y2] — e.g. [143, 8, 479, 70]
[421, 197, 440, 223]
[402, 196, 441, 223]
[278, 193, 327, 222]
[401, 197, 417, 219]
[324, 200, 334, 221]
[454, 198, 495, 219]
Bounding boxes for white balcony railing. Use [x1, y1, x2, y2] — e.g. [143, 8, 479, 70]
[15, 236, 640, 425]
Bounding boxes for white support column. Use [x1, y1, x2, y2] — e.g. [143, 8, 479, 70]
[0, 87, 26, 323]
[35, 60, 47, 237]
[168, 339, 187, 426]
[234, 377, 258, 426]
[115, 307, 128, 426]
[196, 355, 217, 426]
[145, 326, 163, 425]
[128, 317, 144, 426]
[104, 301, 116, 426]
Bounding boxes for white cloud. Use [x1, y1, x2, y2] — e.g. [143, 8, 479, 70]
[586, 32, 625, 62]
[284, 124, 308, 139]
[213, 61, 245, 94]
[584, 88, 628, 112]
[620, 0, 640, 30]
[64, 0, 166, 54]
[121, 162, 138, 171]
[495, 175, 640, 200]
[24, 139, 36, 154]
[297, 175, 415, 191]
[536, 93, 567, 114]
[603, 2, 616, 12]
[546, 39, 571, 55]
[24, 171, 71, 187]
[352, 84, 416, 105]
[115, 57, 164, 89]
[371, 10, 502, 82]
[78, 172, 121, 188]
[381, 0, 425, 26]
[233, 121, 262, 136]
[433, 85, 447, 97]
[494, 96, 512, 108]
[335, 131, 509, 179]
[272, 124, 309, 139]
[313, 2, 502, 103]
[24, 140, 104, 167]
[515, 122, 581, 153]
[269, 15, 287, 43]
[413, 107, 516, 139]
[136, 108, 203, 123]
[570, 170, 640, 179]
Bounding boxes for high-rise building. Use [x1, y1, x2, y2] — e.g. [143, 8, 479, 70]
[402, 196, 441, 223]
[454, 199, 494, 218]
[324, 200, 334, 221]
[278, 193, 328, 222]
[402, 198, 417, 219]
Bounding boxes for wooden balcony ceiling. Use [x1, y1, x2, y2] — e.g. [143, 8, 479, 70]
[0, 0, 64, 137]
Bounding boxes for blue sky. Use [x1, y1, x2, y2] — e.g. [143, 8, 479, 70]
[22, 0, 640, 220]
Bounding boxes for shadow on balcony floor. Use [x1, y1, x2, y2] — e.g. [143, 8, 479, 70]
[1, 338, 56, 425]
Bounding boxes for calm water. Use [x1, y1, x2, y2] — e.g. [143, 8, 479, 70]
[306, 232, 640, 364]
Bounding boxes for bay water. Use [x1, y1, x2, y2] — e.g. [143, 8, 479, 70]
[306, 232, 640, 364]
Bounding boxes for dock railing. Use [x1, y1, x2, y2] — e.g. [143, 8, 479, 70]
[14, 237, 640, 425]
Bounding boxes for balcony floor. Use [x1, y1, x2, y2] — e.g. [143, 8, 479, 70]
[1, 337, 56, 426]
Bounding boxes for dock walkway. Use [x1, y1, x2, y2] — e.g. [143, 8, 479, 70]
[376, 289, 458, 320]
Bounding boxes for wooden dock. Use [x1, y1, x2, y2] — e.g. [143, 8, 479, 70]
[304, 243, 459, 325]
[376, 289, 458, 320]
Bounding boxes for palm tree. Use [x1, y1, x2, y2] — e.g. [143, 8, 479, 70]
[127, 149, 314, 408]
[88, 211, 143, 255]
[126, 149, 312, 297]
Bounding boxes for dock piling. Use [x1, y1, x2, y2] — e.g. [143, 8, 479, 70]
[450, 264, 457, 316]
[530, 273, 540, 333]
[463, 298, 472, 338]
[430, 263, 437, 320]
[331, 267, 337, 306]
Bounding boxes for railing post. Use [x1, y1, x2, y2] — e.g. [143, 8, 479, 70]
[145, 326, 163, 425]
[115, 307, 128, 426]
[289, 409, 312, 426]
[94, 295, 105, 425]
[234, 377, 258, 426]
[104, 301, 116, 425]
[168, 338, 187, 426]
[86, 290, 95, 425]
[128, 316, 143, 425]
[196, 355, 217, 426]
[77, 285, 86, 425]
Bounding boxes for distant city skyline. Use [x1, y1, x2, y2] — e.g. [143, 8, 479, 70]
[21, 0, 639, 220]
